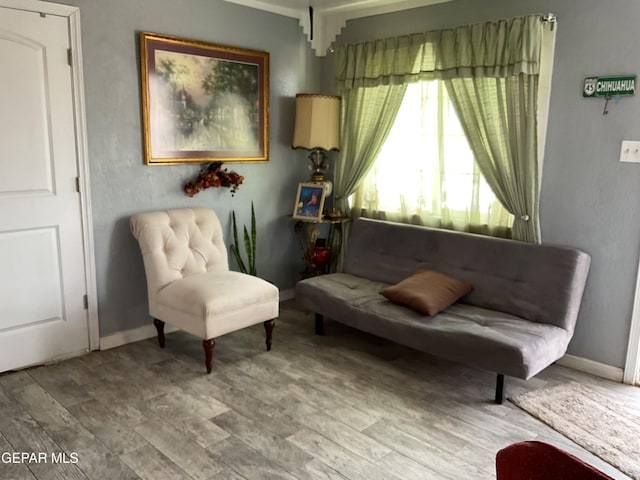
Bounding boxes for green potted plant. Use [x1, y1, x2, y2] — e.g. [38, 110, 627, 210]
[230, 202, 256, 276]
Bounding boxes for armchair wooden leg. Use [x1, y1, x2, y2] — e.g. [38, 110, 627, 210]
[203, 338, 215, 374]
[153, 319, 165, 348]
[264, 319, 275, 351]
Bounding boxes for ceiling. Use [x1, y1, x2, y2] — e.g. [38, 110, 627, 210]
[223, 0, 453, 56]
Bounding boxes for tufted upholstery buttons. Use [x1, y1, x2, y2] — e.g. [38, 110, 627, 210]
[130, 208, 231, 293]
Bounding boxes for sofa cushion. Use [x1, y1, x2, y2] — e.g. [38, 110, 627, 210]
[380, 268, 473, 316]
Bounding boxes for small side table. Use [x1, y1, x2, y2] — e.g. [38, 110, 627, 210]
[293, 216, 350, 277]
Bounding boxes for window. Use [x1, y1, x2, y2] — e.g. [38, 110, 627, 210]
[353, 80, 513, 236]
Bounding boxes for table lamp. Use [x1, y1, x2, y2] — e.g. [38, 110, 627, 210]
[292, 93, 340, 193]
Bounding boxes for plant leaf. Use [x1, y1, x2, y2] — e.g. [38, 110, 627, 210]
[243, 225, 254, 275]
[230, 244, 247, 274]
[250, 201, 257, 275]
[231, 211, 247, 274]
[230, 205, 257, 276]
[232, 211, 240, 248]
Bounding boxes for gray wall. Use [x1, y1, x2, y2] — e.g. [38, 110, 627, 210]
[43, 0, 639, 368]
[46, 0, 317, 336]
[330, 0, 640, 368]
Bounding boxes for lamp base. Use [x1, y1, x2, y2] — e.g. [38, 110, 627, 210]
[308, 149, 328, 179]
[309, 173, 333, 197]
[310, 171, 325, 182]
[307, 149, 332, 195]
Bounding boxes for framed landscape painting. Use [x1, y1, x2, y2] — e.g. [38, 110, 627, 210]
[140, 32, 269, 164]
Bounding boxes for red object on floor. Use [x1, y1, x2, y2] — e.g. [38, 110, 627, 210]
[496, 441, 615, 480]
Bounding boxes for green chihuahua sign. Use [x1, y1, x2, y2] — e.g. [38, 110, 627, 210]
[583, 75, 636, 97]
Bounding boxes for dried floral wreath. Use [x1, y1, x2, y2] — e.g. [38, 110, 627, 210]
[184, 162, 244, 197]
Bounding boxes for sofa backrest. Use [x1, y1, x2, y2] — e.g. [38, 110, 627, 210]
[343, 218, 591, 331]
[130, 208, 229, 298]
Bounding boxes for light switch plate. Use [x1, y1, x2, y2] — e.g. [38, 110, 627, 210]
[620, 140, 640, 163]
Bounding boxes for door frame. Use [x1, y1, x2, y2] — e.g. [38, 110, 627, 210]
[624, 264, 640, 385]
[0, 0, 99, 351]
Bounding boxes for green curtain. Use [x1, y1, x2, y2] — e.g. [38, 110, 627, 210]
[333, 39, 413, 214]
[444, 76, 540, 242]
[439, 16, 543, 242]
[333, 84, 407, 213]
[334, 15, 544, 242]
[335, 16, 542, 86]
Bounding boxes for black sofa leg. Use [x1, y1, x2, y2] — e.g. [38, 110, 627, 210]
[315, 313, 324, 335]
[495, 374, 506, 404]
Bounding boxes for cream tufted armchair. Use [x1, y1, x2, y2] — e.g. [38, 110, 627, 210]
[130, 208, 279, 373]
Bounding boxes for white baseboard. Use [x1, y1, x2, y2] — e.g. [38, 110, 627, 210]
[556, 354, 624, 382]
[100, 323, 179, 350]
[100, 290, 296, 350]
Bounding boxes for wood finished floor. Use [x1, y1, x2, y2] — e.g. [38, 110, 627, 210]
[1, 300, 638, 480]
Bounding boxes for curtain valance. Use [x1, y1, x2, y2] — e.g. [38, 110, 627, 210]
[335, 15, 543, 89]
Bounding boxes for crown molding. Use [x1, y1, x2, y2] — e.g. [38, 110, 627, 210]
[224, 0, 452, 56]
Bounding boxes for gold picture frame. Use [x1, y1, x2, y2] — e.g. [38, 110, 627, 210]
[140, 32, 269, 164]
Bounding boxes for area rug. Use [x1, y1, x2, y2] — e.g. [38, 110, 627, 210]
[511, 382, 640, 479]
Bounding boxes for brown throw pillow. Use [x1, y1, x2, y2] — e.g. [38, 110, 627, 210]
[380, 268, 473, 316]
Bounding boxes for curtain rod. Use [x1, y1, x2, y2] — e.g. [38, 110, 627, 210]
[542, 13, 557, 30]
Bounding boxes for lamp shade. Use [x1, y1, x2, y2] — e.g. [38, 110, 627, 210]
[292, 94, 340, 151]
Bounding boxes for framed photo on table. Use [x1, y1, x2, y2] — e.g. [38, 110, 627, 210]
[140, 32, 269, 164]
[292, 182, 326, 221]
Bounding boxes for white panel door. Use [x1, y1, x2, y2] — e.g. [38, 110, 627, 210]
[0, 6, 89, 371]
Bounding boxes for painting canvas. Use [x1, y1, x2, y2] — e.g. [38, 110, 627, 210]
[293, 183, 326, 221]
[140, 32, 269, 164]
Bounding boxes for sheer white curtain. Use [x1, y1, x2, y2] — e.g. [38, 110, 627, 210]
[352, 80, 513, 237]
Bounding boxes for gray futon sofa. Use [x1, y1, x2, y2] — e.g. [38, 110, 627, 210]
[295, 218, 591, 403]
